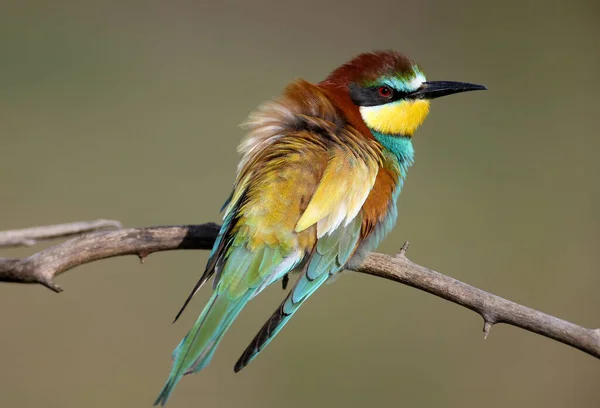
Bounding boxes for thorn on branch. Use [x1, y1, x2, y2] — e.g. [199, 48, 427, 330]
[42, 279, 63, 293]
[396, 241, 410, 259]
[138, 252, 149, 264]
[483, 320, 493, 339]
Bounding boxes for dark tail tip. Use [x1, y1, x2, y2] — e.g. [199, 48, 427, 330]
[172, 273, 212, 324]
[172, 294, 194, 324]
[172, 309, 184, 324]
[153, 382, 172, 407]
[233, 349, 251, 373]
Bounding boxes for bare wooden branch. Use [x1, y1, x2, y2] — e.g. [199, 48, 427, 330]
[0, 224, 219, 292]
[0, 219, 123, 248]
[357, 252, 600, 359]
[0, 222, 598, 360]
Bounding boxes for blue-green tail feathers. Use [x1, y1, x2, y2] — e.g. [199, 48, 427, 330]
[233, 268, 330, 372]
[233, 218, 362, 372]
[156, 212, 362, 404]
[154, 242, 298, 405]
[154, 291, 252, 406]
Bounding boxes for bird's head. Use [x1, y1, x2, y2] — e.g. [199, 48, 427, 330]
[322, 51, 486, 137]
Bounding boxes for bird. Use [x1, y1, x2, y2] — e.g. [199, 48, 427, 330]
[154, 50, 486, 405]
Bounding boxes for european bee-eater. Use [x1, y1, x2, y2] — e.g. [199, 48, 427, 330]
[155, 50, 485, 405]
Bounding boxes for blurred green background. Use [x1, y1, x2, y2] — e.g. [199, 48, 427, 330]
[1, 1, 599, 407]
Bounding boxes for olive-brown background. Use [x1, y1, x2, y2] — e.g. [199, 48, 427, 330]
[1, 1, 599, 407]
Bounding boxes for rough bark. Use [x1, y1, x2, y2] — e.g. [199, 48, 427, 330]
[0, 221, 598, 360]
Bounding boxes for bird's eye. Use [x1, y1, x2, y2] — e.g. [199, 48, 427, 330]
[377, 86, 393, 98]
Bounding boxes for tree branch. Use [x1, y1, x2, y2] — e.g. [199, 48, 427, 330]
[0, 219, 123, 248]
[0, 222, 598, 360]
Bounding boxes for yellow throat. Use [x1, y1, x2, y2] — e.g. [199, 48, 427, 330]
[360, 99, 431, 136]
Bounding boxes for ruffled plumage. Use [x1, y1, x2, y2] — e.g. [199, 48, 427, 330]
[155, 55, 412, 407]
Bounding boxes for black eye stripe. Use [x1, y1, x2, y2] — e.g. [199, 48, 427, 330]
[348, 83, 410, 107]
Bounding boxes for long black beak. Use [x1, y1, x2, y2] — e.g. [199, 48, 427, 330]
[410, 81, 487, 100]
